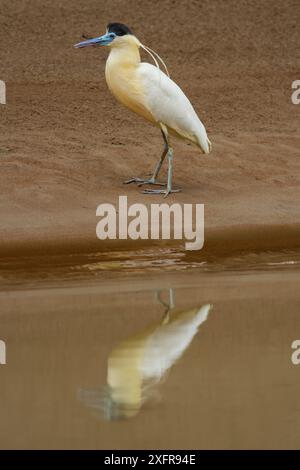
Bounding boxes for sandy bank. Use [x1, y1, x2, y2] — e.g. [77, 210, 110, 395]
[1, 1, 299, 260]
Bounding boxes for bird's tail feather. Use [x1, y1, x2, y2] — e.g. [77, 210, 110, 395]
[197, 131, 212, 154]
[206, 137, 212, 153]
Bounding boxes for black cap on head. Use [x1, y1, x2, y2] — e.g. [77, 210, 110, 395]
[107, 23, 133, 36]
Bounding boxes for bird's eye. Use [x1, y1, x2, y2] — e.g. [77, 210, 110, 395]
[109, 33, 115, 39]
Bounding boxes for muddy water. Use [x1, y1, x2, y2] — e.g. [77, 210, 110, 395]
[0, 250, 300, 449]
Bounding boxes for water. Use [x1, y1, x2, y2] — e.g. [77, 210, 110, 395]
[0, 249, 300, 449]
[0, 247, 300, 288]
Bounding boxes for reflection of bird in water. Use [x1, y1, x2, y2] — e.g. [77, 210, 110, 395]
[80, 290, 212, 420]
[74, 23, 212, 197]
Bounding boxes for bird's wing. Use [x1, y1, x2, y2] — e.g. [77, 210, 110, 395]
[138, 63, 211, 153]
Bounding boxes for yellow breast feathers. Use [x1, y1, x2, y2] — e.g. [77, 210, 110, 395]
[105, 36, 156, 124]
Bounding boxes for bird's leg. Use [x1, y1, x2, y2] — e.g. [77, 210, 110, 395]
[143, 125, 181, 197]
[155, 288, 175, 325]
[141, 142, 168, 184]
[141, 128, 168, 184]
[124, 148, 167, 187]
[124, 127, 168, 187]
[169, 287, 175, 310]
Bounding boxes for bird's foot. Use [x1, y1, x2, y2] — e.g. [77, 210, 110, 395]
[124, 177, 166, 187]
[142, 188, 182, 198]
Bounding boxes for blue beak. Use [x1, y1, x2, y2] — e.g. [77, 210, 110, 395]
[74, 32, 116, 49]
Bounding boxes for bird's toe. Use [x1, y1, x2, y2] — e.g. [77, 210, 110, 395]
[142, 189, 165, 195]
[137, 180, 166, 187]
[123, 177, 143, 185]
[142, 188, 182, 197]
[163, 189, 182, 198]
[124, 178, 166, 186]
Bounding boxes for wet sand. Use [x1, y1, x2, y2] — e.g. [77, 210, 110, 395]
[0, 264, 300, 449]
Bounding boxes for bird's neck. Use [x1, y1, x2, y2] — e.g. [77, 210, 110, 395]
[106, 41, 141, 70]
[104, 36, 156, 124]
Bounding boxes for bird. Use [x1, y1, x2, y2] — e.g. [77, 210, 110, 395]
[79, 289, 212, 420]
[74, 23, 212, 197]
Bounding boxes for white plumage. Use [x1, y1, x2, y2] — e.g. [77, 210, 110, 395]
[75, 23, 212, 196]
[80, 300, 212, 420]
[142, 303, 211, 381]
[138, 63, 211, 154]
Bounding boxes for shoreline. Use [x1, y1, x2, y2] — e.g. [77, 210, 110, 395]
[1, 222, 300, 259]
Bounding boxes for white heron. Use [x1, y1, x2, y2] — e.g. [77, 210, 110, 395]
[74, 23, 212, 197]
[80, 289, 212, 420]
